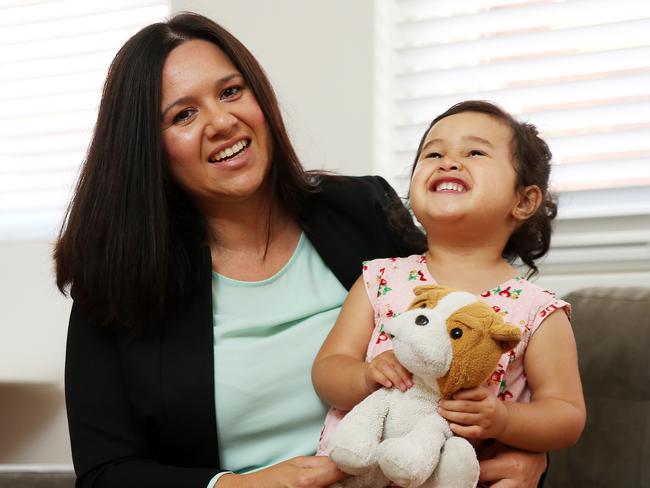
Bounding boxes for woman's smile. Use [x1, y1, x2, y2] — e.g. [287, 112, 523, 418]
[208, 138, 250, 164]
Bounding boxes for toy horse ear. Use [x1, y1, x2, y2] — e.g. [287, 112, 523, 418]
[409, 285, 452, 310]
[488, 317, 522, 353]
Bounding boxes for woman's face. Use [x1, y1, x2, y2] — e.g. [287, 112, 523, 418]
[161, 39, 272, 210]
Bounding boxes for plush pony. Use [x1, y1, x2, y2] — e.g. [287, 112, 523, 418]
[328, 285, 522, 488]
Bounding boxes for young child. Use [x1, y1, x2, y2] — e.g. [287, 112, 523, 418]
[312, 101, 585, 459]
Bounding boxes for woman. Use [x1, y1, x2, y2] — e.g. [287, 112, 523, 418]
[55, 12, 546, 488]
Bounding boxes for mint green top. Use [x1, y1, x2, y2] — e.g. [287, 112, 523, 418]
[211, 233, 348, 474]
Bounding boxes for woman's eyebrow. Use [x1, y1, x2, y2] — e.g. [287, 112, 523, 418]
[161, 73, 243, 118]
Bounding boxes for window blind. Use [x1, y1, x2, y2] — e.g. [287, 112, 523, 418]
[381, 0, 650, 271]
[0, 0, 169, 240]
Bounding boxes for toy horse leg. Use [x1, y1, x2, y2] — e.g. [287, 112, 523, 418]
[329, 389, 390, 475]
[428, 436, 479, 488]
[376, 414, 448, 488]
[377, 433, 444, 487]
[328, 466, 390, 488]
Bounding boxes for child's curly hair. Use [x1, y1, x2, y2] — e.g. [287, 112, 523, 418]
[409, 100, 558, 277]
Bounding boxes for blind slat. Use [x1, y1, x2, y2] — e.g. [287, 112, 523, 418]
[384, 0, 650, 222]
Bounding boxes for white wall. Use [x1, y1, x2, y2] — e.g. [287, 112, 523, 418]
[171, 0, 377, 176]
[0, 240, 71, 464]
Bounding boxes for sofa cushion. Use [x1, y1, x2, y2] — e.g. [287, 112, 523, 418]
[545, 287, 650, 487]
[0, 466, 74, 488]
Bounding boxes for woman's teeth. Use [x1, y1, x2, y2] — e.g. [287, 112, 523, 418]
[208, 140, 249, 163]
[435, 181, 466, 192]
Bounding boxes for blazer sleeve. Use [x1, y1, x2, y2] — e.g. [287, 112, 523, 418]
[65, 303, 221, 488]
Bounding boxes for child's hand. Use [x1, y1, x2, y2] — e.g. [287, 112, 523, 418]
[364, 350, 413, 393]
[437, 386, 507, 440]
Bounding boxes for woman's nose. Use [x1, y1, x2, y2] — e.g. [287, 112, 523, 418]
[205, 105, 237, 138]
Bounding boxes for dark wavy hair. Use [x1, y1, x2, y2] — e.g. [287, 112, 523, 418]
[54, 12, 315, 332]
[410, 100, 557, 277]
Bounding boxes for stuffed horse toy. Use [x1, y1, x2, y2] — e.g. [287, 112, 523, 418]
[328, 285, 522, 488]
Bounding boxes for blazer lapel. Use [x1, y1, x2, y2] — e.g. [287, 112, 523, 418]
[159, 246, 220, 467]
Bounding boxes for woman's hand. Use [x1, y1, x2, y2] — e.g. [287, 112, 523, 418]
[364, 350, 413, 393]
[216, 456, 345, 488]
[438, 386, 508, 440]
[477, 442, 547, 488]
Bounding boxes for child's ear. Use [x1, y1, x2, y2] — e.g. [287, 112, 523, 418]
[512, 185, 542, 221]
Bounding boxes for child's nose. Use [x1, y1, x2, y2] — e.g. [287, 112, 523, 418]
[438, 159, 462, 171]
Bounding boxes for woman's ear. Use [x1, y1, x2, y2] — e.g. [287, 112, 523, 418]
[512, 185, 542, 221]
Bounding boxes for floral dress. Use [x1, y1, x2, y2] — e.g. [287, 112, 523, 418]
[317, 254, 570, 455]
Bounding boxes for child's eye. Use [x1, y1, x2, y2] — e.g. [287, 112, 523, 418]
[220, 85, 243, 100]
[172, 108, 196, 124]
[425, 152, 442, 159]
[468, 150, 486, 157]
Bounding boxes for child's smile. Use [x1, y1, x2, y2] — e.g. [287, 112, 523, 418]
[430, 177, 469, 193]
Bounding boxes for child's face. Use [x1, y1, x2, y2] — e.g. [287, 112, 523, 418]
[410, 111, 524, 234]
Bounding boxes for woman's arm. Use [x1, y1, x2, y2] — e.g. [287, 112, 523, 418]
[478, 444, 547, 488]
[311, 277, 412, 411]
[440, 310, 586, 452]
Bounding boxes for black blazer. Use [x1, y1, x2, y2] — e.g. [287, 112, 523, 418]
[65, 176, 424, 488]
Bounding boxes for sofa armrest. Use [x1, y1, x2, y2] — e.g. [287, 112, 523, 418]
[545, 287, 650, 487]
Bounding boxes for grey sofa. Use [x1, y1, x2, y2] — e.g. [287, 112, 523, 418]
[0, 466, 74, 488]
[545, 287, 650, 487]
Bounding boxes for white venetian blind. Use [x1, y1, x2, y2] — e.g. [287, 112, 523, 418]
[0, 0, 170, 240]
[385, 0, 650, 221]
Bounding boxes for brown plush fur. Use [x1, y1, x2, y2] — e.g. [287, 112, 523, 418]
[408, 285, 522, 398]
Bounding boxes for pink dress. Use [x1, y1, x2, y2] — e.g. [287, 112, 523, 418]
[317, 254, 570, 455]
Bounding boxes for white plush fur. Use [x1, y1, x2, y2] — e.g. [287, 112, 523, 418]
[328, 291, 481, 488]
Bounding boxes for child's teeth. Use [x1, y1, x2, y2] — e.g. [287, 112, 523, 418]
[436, 182, 465, 192]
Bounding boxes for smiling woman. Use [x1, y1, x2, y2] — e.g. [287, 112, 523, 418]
[52, 11, 427, 488]
[161, 40, 273, 212]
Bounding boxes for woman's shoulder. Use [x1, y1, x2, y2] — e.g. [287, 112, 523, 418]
[302, 173, 404, 230]
[312, 174, 397, 203]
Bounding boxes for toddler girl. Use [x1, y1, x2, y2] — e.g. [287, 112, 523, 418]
[312, 101, 585, 461]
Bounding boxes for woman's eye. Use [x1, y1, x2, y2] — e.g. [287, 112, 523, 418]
[172, 109, 195, 124]
[220, 85, 242, 100]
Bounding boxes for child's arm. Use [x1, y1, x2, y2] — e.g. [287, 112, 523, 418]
[438, 309, 586, 452]
[312, 277, 412, 411]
